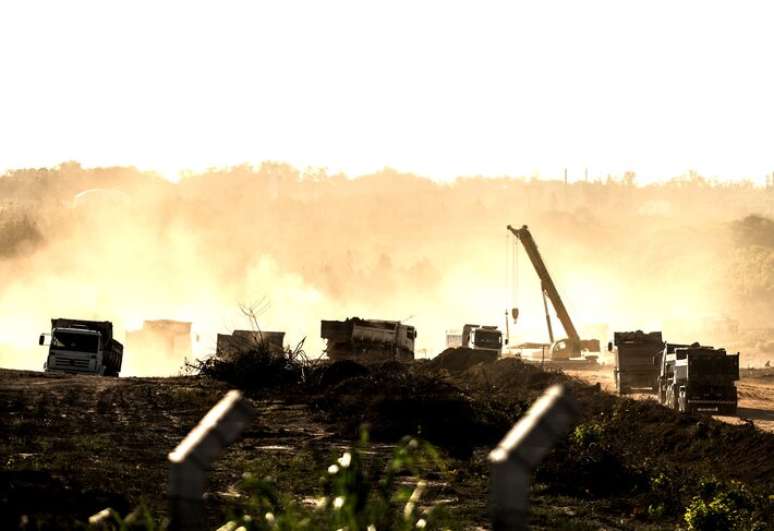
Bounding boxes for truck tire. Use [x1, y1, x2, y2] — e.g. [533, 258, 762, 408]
[723, 404, 737, 416]
[667, 385, 679, 411]
[678, 387, 687, 413]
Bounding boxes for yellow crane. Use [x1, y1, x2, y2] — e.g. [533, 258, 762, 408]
[506, 225, 600, 360]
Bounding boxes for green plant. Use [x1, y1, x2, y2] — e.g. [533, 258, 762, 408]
[683, 479, 766, 531]
[570, 421, 604, 449]
[87, 503, 162, 530]
[684, 493, 740, 531]
[640, 469, 684, 519]
[223, 429, 451, 530]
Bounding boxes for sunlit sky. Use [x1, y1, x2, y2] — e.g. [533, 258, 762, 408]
[1, 1, 773, 183]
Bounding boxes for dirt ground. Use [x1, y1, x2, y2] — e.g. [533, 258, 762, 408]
[566, 365, 774, 433]
[0, 369, 341, 529]
[2, 362, 772, 530]
[0, 368, 624, 530]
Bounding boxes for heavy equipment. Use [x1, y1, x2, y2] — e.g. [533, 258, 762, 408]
[657, 342, 739, 415]
[434, 325, 503, 370]
[461, 324, 503, 355]
[321, 317, 416, 362]
[445, 329, 463, 348]
[506, 225, 601, 361]
[610, 330, 664, 395]
[40, 318, 123, 376]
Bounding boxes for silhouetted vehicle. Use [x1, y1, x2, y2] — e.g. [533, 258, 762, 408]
[506, 224, 600, 361]
[611, 330, 664, 395]
[321, 317, 416, 362]
[657, 342, 739, 415]
[40, 318, 123, 377]
[461, 324, 503, 356]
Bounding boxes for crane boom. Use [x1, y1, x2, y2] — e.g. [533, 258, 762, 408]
[507, 224, 599, 359]
[507, 224, 580, 342]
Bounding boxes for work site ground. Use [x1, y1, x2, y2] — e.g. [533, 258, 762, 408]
[1, 359, 773, 530]
[566, 365, 774, 433]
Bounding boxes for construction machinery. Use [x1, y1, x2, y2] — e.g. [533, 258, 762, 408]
[321, 317, 416, 362]
[657, 342, 739, 415]
[40, 318, 123, 376]
[506, 225, 601, 361]
[445, 329, 463, 348]
[610, 330, 664, 395]
[216, 330, 286, 360]
[461, 324, 503, 355]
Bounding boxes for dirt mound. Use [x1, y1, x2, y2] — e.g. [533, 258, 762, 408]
[462, 357, 569, 394]
[315, 360, 370, 389]
[0, 470, 128, 529]
[455, 359, 774, 490]
[317, 365, 509, 457]
[428, 347, 499, 373]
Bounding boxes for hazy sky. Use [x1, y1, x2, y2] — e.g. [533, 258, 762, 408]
[1, 1, 772, 183]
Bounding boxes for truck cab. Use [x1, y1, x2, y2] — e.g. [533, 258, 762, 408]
[462, 324, 503, 355]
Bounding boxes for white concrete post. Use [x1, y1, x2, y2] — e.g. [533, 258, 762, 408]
[168, 390, 255, 531]
[489, 384, 578, 530]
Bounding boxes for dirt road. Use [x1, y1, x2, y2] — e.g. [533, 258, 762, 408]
[566, 366, 774, 433]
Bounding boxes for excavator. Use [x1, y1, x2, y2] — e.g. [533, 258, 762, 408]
[506, 225, 600, 361]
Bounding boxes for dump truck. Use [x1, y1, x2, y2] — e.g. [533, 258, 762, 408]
[40, 318, 123, 376]
[611, 330, 664, 395]
[657, 342, 739, 415]
[445, 330, 463, 348]
[462, 324, 503, 355]
[216, 330, 286, 360]
[321, 317, 416, 362]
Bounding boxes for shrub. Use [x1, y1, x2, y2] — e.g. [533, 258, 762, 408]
[185, 338, 308, 390]
[684, 494, 740, 531]
[683, 478, 767, 531]
[570, 421, 604, 448]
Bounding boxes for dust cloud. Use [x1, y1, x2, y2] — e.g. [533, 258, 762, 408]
[1, 162, 773, 375]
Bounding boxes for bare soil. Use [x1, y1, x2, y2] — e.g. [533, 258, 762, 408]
[1, 362, 772, 530]
[566, 365, 774, 433]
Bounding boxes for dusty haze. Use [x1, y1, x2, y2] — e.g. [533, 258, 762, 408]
[1, 163, 773, 375]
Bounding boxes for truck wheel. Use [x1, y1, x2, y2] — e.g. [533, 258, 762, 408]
[678, 388, 687, 413]
[668, 386, 679, 411]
